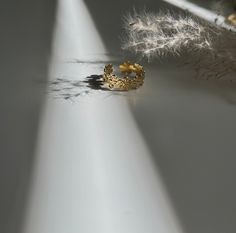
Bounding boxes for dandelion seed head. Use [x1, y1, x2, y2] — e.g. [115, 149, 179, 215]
[122, 10, 222, 60]
[122, 9, 236, 78]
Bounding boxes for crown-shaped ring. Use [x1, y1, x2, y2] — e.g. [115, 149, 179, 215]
[103, 62, 145, 91]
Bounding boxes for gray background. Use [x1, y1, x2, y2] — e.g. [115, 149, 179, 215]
[1, 1, 236, 233]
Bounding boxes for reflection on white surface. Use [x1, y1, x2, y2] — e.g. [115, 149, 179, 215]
[23, 0, 183, 233]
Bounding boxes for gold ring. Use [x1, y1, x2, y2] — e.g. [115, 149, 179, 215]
[226, 13, 236, 26]
[103, 62, 145, 91]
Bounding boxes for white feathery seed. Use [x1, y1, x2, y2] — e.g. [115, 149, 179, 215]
[122, 10, 236, 79]
[122, 11, 223, 60]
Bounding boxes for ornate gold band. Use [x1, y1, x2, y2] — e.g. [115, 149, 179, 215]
[103, 62, 145, 91]
[226, 13, 236, 26]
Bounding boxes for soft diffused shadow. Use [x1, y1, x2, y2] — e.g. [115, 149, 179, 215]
[0, 1, 57, 233]
[49, 75, 105, 100]
[48, 74, 132, 100]
[128, 64, 236, 233]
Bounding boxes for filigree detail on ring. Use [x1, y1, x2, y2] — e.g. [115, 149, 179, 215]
[103, 62, 145, 91]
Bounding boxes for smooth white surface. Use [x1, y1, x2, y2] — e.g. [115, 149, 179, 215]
[23, 1, 183, 233]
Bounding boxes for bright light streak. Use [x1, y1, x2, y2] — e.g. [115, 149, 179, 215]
[22, 1, 184, 233]
[50, 0, 107, 61]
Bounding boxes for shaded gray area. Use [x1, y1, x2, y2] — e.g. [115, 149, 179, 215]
[0, 1, 57, 233]
[129, 64, 236, 233]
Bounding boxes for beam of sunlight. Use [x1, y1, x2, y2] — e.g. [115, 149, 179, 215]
[50, 0, 107, 61]
[162, 0, 236, 32]
[22, 1, 184, 233]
